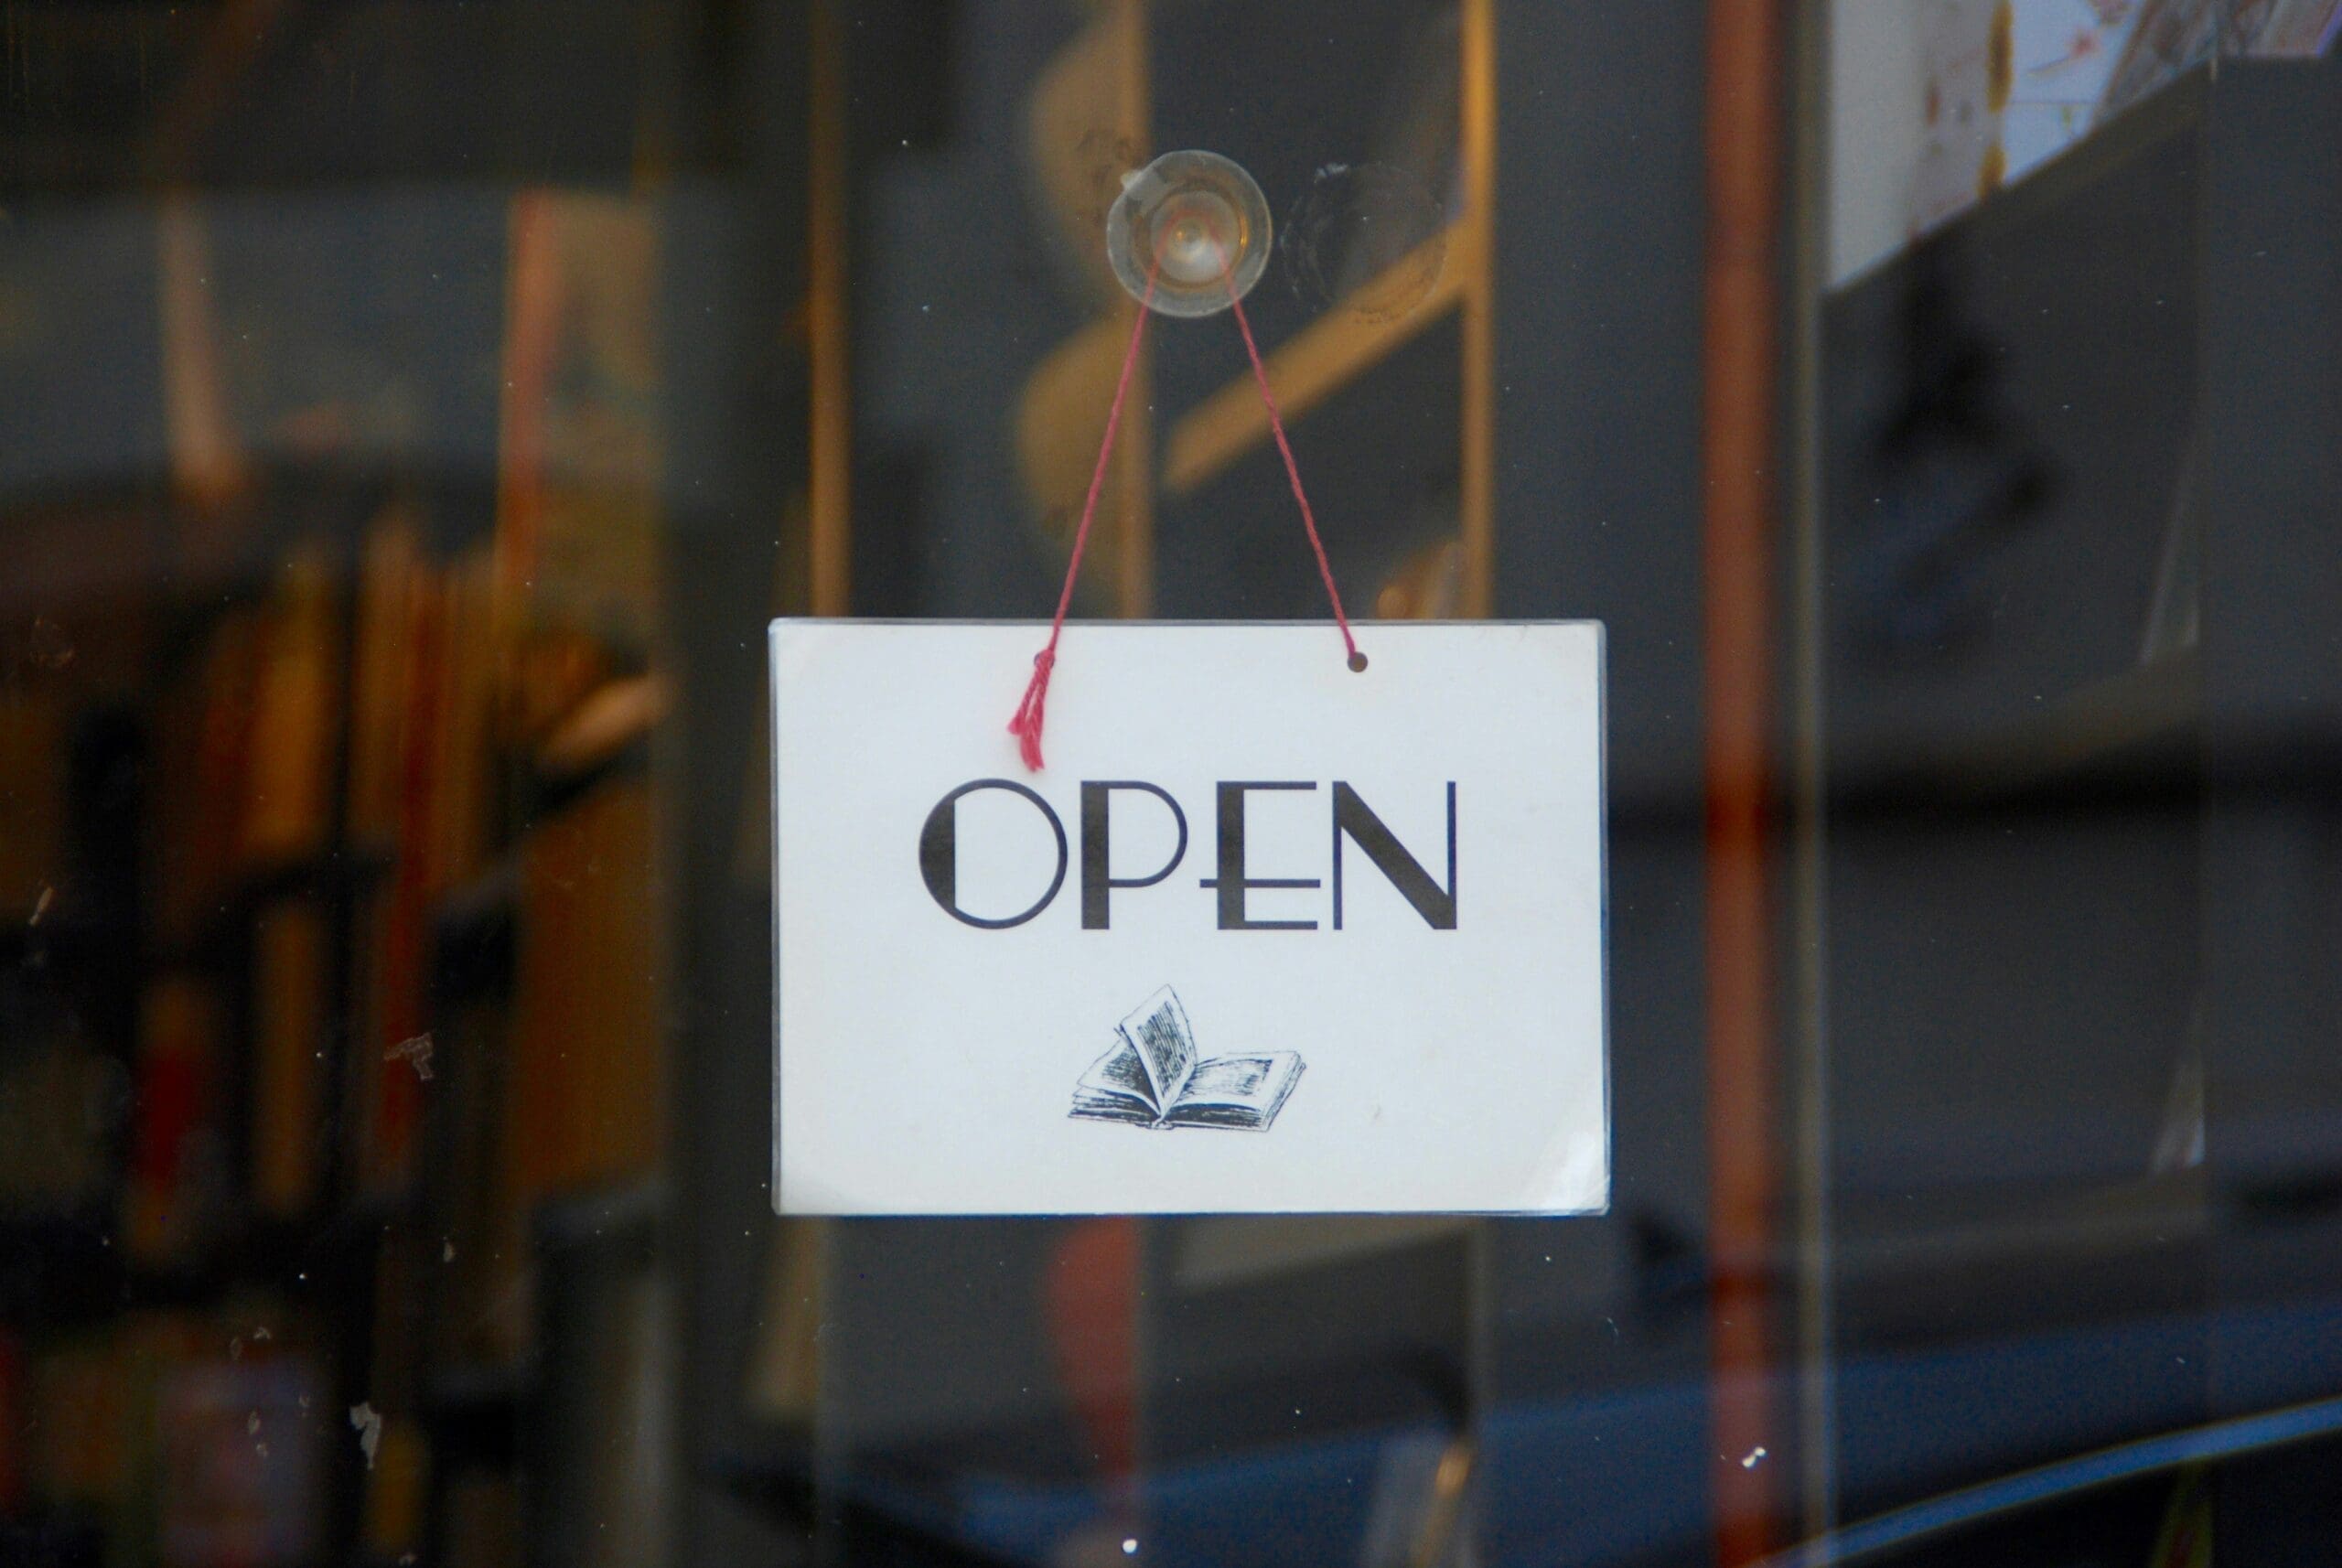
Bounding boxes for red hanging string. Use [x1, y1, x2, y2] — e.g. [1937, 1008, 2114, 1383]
[1010, 235, 1360, 772]
[1007, 254, 1161, 771]
[1219, 252, 1362, 672]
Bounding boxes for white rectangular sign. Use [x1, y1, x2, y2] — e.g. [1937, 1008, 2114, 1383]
[771, 620, 1607, 1216]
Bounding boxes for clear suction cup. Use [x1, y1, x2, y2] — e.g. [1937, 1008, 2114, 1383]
[1106, 149, 1271, 318]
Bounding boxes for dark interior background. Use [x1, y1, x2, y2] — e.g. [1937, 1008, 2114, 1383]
[3, 5, 2341, 1568]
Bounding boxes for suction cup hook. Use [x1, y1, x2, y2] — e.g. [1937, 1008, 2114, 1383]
[1106, 149, 1271, 318]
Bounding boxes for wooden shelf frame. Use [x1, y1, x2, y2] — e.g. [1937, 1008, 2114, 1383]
[1155, 0, 1498, 617]
[1161, 220, 1477, 495]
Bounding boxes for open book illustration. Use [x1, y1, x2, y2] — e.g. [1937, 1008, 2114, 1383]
[1070, 986, 1305, 1132]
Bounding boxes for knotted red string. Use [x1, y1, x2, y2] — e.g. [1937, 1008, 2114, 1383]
[1010, 238, 1359, 770]
[1007, 252, 1161, 770]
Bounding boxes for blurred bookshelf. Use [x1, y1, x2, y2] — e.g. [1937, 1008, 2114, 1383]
[0, 171, 674, 1567]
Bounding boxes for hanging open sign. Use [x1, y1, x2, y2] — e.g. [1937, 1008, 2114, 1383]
[770, 620, 1607, 1216]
